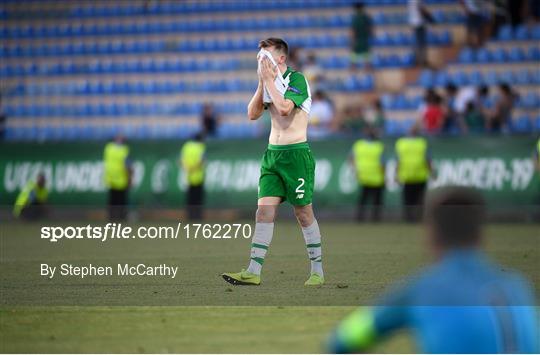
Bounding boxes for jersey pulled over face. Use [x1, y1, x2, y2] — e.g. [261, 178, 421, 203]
[268, 66, 312, 145]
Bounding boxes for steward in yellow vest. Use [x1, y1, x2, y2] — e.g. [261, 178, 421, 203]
[13, 173, 48, 219]
[395, 126, 432, 222]
[103, 135, 132, 220]
[351, 128, 385, 221]
[180, 133, 206, 220]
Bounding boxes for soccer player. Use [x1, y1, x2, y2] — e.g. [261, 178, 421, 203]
[328, 186, 538, 353]
[222, 38, 324, 286]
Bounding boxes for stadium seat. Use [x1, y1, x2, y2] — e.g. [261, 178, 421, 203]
[497, 25, 513, 41]
[511, 115, 532, 133]
[514, 25, 529, 40]
[508, 47, 525, 62]
[476, 48, 491, 63]
[528, 47, 540, 61]
[532, 25, 540, 40]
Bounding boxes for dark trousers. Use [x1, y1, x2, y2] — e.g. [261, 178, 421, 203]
[108, 188, 128, 221]
[187, 184, 204, 220]
[414, 25, 427, 66]
[402, 182, 427, 222]
[357, 185, 384, 222]
[21, 202, 46, 220]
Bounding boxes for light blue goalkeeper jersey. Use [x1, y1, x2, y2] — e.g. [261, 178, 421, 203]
[329, 249, 539, 353]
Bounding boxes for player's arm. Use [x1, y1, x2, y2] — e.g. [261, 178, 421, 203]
[327, 307, 377, 353]
[260, 58, 294, 117]
[328, 283, 411, 353]
[247, 79, 265, 120]
[266, 81, 294, 116]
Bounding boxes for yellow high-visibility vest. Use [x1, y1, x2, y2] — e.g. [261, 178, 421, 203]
[395, 136, 429, 184]
[103, 142, 130, 190]
[181, 141, 205, 186]
[352, 139, 385, 187]
[13, 181, 48, 217]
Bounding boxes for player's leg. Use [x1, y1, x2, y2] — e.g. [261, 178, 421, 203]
[246, 196, 281, 275]
[293, 203, 324, 286]
[222, 149, 285, 285]
[221, 196, 281, 286]
[281, 145, 324, 286]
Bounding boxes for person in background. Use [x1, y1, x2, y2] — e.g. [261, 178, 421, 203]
[362, 98, 386, 136]
[371, 98, 386, 134]
[487, 83, 516, 133]
[442, 82, 465, 134]
[460, 0, 487, 48]
[328, 186, 539, 353]
[489, 0, 510, 39]
[201, 103, 220, 138]
[13, 172, 48, 219]
[180, 133, 206, 220]
[350, 126, 386, 222]
[288, 46, 304, 71]
[527, 0, 540, 23]
[476, 84, 491, 115]
[103, 134, 132, 220]
[395, 125, 433, 222]
[408, 0, 434, 67]
[507, 0, 526, 26]
[338, 104, 366, 136]
[302, 52, 324, 90]
[454, 84, 489, 118]
[463, 100, 485, 133]
[454, 85, 490, 134]
[419, 89, 445, 135]
[350, 1, 373, 70]
[309, 90, 334, 138]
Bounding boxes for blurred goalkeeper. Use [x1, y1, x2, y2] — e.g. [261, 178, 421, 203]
[222, 38, 324, 286]
[328, 186, 538, 353]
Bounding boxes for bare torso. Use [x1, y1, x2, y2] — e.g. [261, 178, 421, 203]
[267, 105, 308, 145]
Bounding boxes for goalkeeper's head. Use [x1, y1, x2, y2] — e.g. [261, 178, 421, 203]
[259, 37, 289, 66]
[424, 186, 486, 257]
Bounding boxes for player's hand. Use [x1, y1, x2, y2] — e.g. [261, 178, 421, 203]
[260, 57, 277, 83]
[256, 64, 263, 83]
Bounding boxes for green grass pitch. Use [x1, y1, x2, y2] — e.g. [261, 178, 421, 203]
[1, 222, 538, 353]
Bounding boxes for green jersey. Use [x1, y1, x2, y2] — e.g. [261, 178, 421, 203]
[282, 66, 312, 115]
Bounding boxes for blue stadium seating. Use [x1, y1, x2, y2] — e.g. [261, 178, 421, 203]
[418, 68, 540, 88]
[3, 0, 538, 140]
[456, 46, 539, 64]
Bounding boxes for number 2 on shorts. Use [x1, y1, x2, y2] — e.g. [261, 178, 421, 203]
[295, 178, 305, 193]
